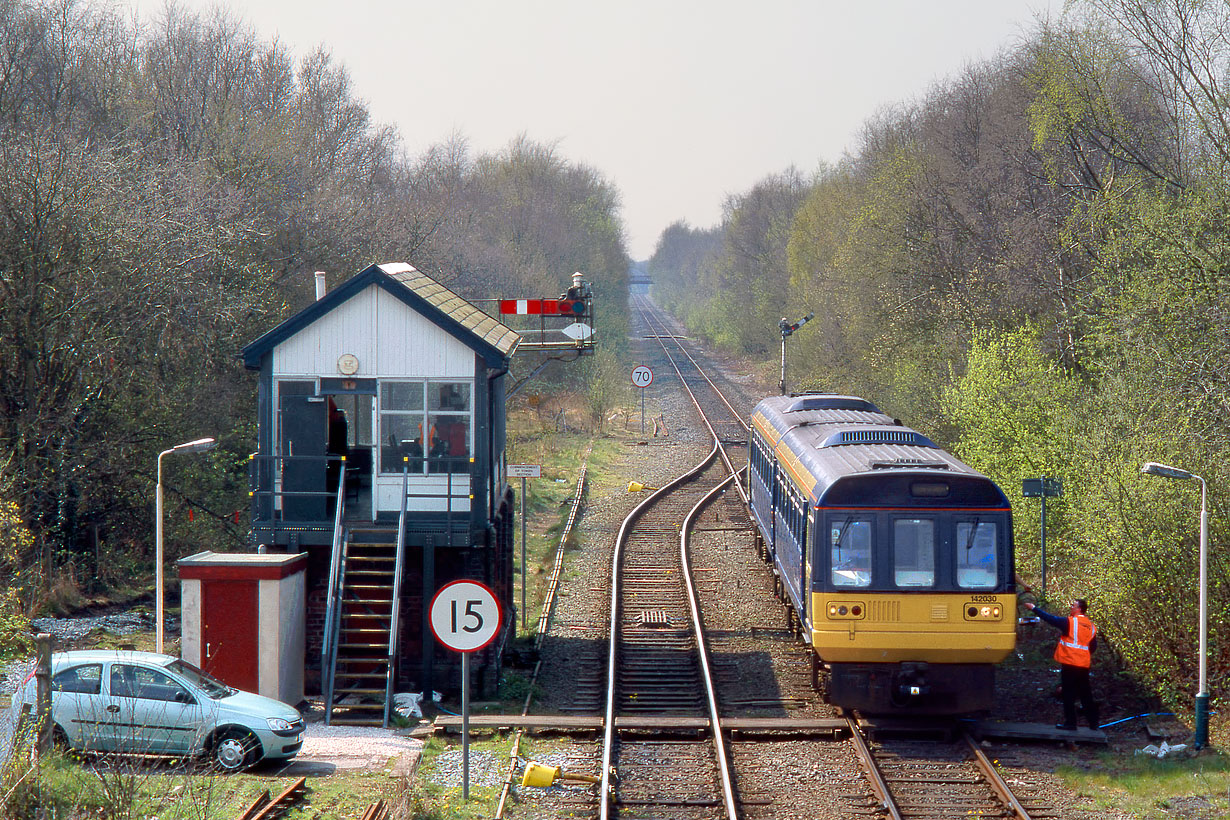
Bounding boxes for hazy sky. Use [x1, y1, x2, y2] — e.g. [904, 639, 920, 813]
[120, 0, 1057, 259]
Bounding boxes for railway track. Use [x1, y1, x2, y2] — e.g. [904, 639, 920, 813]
[499, 296, 1049, 819]
[593, 300, 755, 818]
[846, 719, 1052, 819]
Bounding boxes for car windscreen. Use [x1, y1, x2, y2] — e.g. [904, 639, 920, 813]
[167, 659, 233, 699]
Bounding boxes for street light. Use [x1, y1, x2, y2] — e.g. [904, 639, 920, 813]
[157, 437, 217, 655]
[1141, 460, 1210, 749]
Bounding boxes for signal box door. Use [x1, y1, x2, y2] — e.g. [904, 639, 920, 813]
[279, 394, 327, 521]
[200, 580, 259, 692]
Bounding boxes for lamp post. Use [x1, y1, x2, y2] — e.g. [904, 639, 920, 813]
[1141, 461, 1210, 749]
[157, 437, 217, 655]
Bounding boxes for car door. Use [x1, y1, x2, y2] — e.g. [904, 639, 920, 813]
[109, 663, 203, 755]
[48, 663, 111, 752]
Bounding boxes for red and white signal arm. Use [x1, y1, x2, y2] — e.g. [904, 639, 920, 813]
[430, 580, 503, 653]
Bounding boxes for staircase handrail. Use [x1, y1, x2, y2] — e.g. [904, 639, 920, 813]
[321, 464, 348, 725]
[385, 457, 411, 727]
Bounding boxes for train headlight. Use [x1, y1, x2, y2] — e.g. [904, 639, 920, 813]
[963, 600, 1004, 621]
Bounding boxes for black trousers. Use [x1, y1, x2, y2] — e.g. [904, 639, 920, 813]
[1061, 664, 1099, 729]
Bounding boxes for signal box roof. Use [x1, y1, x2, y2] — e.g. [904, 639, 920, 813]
[242, 263, 520, 369]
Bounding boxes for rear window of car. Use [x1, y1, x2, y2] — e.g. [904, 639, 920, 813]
[52, 664, 102, 695]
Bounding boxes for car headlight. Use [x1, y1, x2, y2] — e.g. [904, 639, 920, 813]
[267, 717, 296, 732]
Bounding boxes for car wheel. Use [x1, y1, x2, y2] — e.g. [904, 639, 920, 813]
[211, 730, 259, 772]
[51, 725, 70, 752]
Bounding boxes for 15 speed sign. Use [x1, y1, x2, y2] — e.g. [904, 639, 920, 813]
[430, 580, 503, 652]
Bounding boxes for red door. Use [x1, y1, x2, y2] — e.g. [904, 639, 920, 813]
[201, 580, 259, 692]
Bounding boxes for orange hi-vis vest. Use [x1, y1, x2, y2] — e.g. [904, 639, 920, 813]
[1053, 614, 1096, 668]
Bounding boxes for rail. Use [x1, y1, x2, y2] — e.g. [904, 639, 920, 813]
[385, 458, 411, 727]
[247, 453, 347, 545]
[680, 472, 743, 819]
[320, 466, 347, 726]
[598, 441, 720, 820]
[964, 732, 1034, 819]
[633, 298, 750, 504]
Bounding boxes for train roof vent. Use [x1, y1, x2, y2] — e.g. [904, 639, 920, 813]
[869, 458, 950, 470]
[819, 429, 938, 448]
[786, 395, 881, 413]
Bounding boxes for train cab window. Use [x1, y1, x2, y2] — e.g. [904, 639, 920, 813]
[893, 519, 935, 587]
[956, 521, 998, 589]
[830, 517, 871, 587]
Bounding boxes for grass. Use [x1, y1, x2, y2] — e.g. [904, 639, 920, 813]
[1, 748, 406, 820]
[1055, 750, 1230, 818]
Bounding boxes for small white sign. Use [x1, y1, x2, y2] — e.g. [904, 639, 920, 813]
[561, 322, 594, 341]
[508, 464, 541, 478]
[430, 581, 503, 653]
[631, 365, 653, 388]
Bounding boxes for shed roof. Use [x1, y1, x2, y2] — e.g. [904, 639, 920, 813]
[242, 262, 520, 369]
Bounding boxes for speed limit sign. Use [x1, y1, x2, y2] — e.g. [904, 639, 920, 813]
[430, 580, 503, 653]
[631, 365, 653, 388]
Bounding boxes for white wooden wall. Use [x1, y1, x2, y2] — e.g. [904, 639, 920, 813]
[271, 284, 475, 514]
[272, 285, 475, 379]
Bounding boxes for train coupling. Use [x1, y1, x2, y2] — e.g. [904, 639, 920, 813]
[893, 662, 932, 702]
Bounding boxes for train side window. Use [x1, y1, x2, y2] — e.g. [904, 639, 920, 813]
[830, 517, 871, 587]
[893, 519, 935, 587]
[956, 521, 998, 589]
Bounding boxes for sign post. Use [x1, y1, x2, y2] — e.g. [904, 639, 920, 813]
[631, 366, 653, 434]
[1022, 477, 1063, 597]
[508, 464, 541, 631]
[429, 580, 502, 800]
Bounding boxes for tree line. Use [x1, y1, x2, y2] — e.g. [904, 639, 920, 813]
[0, 0, 628, 629]
[650, 0, 1227, 712]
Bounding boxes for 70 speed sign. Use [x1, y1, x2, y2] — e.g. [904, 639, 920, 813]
[631, 365, 653, 388]
[429, 580, 503, 653]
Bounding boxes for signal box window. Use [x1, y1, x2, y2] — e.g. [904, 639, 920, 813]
[830, 517, 871, 587]
[426, 383, 471, 473]
[893, 519, 935, 587]
[380, 381, 472, 475]
[957, 521, 998, 589]
[380, 382, 426, 474]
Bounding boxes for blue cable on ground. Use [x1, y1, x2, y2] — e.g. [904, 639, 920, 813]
[1097, 712, 1175, 729]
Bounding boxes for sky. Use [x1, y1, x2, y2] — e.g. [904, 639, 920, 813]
[118, 0, 1058, 260]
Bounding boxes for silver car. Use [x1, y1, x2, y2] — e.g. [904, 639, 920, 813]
[20, 650, 303, 771]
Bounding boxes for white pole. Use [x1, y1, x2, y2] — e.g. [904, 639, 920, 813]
[155, 438, 216, 657]
[1196, 475, 1209, 748]
[156, 450, 167, 655]
[520, 476, 528, 632]
[462, 651, 471, 799]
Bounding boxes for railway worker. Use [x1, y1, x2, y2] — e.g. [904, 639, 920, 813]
[1023, 599, 1100, 731]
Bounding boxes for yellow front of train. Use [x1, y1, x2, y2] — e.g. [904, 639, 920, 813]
[812, 591, 1018, 713]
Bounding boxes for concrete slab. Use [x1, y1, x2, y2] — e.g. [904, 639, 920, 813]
[258, 721, 423, 778]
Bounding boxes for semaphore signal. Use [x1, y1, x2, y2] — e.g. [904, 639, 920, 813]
[499, 299, 586, 316]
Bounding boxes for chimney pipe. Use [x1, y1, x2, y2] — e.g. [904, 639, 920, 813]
[314, 271, 327, 301]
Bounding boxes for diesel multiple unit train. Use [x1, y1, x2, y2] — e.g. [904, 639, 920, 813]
[748, 393, 1017, 714]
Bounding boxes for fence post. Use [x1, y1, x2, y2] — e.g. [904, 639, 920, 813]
[35, 633, 52, 758]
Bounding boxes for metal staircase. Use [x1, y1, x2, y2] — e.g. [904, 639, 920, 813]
[325, 528, 399, 725]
